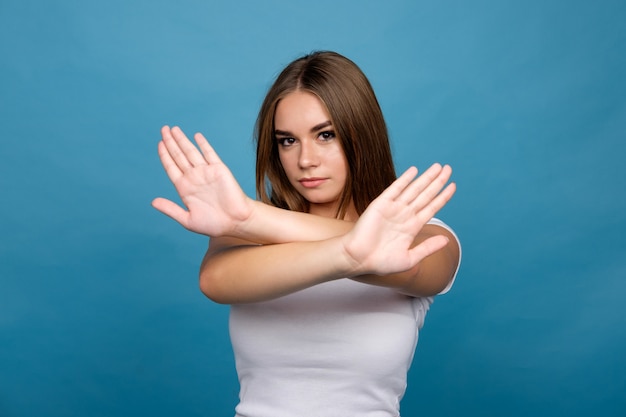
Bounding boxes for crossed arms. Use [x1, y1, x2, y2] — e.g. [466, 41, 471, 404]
[152, 126, 460, 304]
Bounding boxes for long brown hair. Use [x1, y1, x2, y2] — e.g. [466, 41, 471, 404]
[255, 51, 396, 219]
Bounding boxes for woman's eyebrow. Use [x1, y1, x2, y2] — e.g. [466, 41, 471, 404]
[310, 121, 332, 133]
[274, 121, 333, 137]
[274, 129, 292, 137]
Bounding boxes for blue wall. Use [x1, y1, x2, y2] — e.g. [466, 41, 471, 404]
[1, 0, 624, 416]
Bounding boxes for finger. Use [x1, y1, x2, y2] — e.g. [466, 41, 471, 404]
[194, 132, 224, 165]
[151, 197, 190, 228]
[157, 140, 183, 182]
[397, 163, 444, 204]
[421, 164, 452, 200]
[403, 164, 452, 212]
[161, 126, 193, 171]
[408, 234, 449, 265]
[379, 166, 418, 200]
[407, 164, 453, 211]
[416, 181, 457, 222]
[170, 126, 208, 167]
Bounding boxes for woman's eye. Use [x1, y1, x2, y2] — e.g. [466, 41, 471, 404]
[277, 137, 296, 146]
[319, 131, 336, 141]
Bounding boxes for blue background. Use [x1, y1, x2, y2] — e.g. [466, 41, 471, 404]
[1, 0, 625, 416]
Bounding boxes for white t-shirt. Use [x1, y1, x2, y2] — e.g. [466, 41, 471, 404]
[229, 218, 460, 417]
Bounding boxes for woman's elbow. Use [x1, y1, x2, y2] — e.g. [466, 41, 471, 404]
[199, 268, 231, 305]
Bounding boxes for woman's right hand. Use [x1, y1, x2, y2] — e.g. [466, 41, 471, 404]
[152, 126, 253, 237]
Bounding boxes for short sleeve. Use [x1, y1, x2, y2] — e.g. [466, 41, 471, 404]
[426, 217, 461, 295]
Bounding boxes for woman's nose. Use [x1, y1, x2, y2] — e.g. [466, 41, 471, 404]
[298, 140, 320, 168]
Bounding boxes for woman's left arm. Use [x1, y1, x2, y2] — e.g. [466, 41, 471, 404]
[153, 126, 460, 297]
[351, 223, 460, 297]
[241, 172, 461, 297]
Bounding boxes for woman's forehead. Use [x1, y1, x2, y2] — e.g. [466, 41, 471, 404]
[274, 91, 332, 132]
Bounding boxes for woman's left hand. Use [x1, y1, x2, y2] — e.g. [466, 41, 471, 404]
[340, 164, 456, 276]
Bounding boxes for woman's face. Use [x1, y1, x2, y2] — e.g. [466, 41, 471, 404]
[274, 90, 351, 218]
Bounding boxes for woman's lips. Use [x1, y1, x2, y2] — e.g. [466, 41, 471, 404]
[299, 178, 327, 188]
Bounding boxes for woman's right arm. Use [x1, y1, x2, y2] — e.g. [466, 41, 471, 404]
[198, 163, 457, 303]
[153, 126, 457, 303]
[152, 126, 360, 302]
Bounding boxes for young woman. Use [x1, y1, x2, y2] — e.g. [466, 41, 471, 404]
[153, 51, 461, 417]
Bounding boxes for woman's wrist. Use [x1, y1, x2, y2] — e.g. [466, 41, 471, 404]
[230, 198, 263, 240]
[229, 200, 354, 245]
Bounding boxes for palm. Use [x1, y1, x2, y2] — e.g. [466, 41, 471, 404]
[343, 164, 455, 276]
[152, 126, 252, 237]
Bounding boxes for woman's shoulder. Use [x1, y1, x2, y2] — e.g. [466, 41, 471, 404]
[426, 217, 462, 295]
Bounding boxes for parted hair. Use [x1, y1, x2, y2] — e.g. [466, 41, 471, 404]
[255, 51, 396, 219]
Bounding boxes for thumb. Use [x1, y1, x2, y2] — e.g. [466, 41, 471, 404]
[408, 235, 449, 265]
[152, 197, 190, 227]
